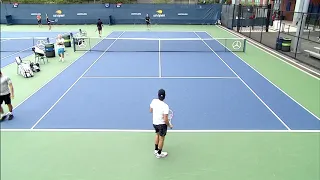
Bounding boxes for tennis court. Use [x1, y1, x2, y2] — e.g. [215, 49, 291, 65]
[1, 27, 319, 180]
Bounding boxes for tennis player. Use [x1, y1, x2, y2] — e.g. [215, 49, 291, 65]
[150, 89, 173, 159]
[97, 19, 103, 37]
[46, 14, 51, 30]
[0, 71, 14, 121]
[145, 14, 151, 29]
[37, 14, 42, 27]
[56, 34, 65, 62]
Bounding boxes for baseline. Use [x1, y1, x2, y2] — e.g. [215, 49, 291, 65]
[81, 76, 239, 79]
[1, 129, 319, 133]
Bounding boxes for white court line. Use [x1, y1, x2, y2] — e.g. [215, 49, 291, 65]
[81, 76, 238, 79]
[217, 25, 320, 79]
[194, 31, 291, 130]
[205, 31, 320, 121]
[1, 129, 319, 133]
[30, 31, 126, 129]
[158, 39, 162, 77]
[120, 30, 208, 33]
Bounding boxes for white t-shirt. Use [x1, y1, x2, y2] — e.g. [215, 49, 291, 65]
[150, 99, 169, 125]
[0, 75, 12, 96]
[56, 38, 65, 49]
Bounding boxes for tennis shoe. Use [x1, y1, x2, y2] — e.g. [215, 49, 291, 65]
[154, 150, 158, 155]
[1, 115, 7, 121]
[156, 152, 168, 159]
[8, 114, 14, 120]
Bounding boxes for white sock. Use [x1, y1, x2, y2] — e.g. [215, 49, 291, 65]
[7, 112, 12, 115]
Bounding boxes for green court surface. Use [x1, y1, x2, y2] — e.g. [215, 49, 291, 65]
[1, 25, 319, 180]
[1, 131, 319, 180]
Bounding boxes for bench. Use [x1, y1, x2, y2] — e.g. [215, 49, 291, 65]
[305, 50, 320, 59]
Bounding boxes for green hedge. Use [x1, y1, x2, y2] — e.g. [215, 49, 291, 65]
[2, 0, 138, 4]
[3, 0, 222, 3]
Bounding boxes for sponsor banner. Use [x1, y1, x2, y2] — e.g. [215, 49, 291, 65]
[131, 13, 142, 16]
[31, 13, 41, 16]
[77, 13, 87, 16]
[178, 13, 188, 16]
[153, 10, 165, 18]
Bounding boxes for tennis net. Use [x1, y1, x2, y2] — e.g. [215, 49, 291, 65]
[0, 37, 50, 52]
[73, 37, 247, 53]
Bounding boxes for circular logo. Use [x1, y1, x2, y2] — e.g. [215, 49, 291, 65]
[36, 40, 46, 50]
[232, 40, 242, 50]
[77, 39, 86, 49]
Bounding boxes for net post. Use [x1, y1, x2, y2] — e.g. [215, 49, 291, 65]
[243, 38, 246, 52]
[158, 38, 161, 52]
[73, 37, 76, 52]
[224, 38, 227, 52]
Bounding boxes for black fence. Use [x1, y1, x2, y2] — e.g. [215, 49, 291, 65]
[221, 4, 320, 70]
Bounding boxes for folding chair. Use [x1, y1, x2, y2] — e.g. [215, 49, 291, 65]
[15, 56, 34, 78]
[33, 46, 48, 64]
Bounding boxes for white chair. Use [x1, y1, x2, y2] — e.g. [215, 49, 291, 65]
[32, 46, 48, 64]
[15, 56, 34, 78]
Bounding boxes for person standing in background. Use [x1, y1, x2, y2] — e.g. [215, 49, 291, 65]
[97, 19, 103, 37]
[37, 14, 42, 27]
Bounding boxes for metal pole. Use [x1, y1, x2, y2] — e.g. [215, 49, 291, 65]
[292, 0, 310, 53]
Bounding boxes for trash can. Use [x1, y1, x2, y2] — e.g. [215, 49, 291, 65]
[6, 15, 13, 25]
[109, 15, 113, 25]
[283, 38, 291, 45]
[281, 43, 291, 52]
[45, 43, 55, 58]
[276, 37, 283, 50]
[63, 34, 71, 47]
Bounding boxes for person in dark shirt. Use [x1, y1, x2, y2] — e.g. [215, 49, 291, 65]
[145, 14, 151, 29]
[97, 19, 103, 37]
[46, 14, 51, 30]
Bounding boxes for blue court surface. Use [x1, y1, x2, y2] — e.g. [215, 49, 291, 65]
[1, 31, 73, 67]
[1, 31, 319, 130]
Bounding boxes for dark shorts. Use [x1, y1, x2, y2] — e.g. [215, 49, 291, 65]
[153, 124, 167, 137]
[47, 21, 51, 25]
[38, 20, 41, 24]
[0, 94, 11, 105]
[146, 21, 150, 25]
[98, 27, 102, 31]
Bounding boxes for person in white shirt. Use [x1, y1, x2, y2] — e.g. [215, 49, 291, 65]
[56, 34, 65, 62]
[0, 71, 14, 121]
[150, 89, 173, 159]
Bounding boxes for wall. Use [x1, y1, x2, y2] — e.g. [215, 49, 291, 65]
[0, 4, 222, 25]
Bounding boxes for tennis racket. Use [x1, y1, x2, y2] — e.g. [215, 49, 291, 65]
[168, 109, 174, 127]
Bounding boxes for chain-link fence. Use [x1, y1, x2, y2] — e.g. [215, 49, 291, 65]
[221, 4, 320, 70]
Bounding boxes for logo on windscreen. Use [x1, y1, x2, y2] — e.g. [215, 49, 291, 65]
[53, 10, 65, 18]
[153, 10, 165, 18]
[232, 41, 242, 50]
